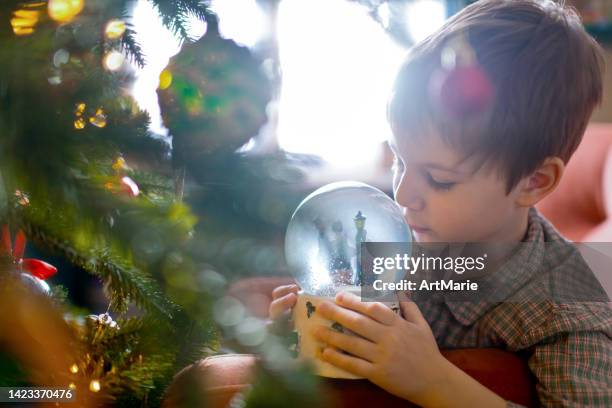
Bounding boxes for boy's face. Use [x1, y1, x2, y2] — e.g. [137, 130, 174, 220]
[389, 128, 526, 243]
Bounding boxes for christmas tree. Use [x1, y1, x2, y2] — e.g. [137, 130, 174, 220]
[0, 1, 317, 406]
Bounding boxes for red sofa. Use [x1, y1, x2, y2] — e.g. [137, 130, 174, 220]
[163, 123, 612, 408]
[537, 123, 612, 242]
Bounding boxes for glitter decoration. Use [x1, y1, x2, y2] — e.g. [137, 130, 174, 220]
[75, 102, 86, 116]
[74, 117, 86, 130]
[111, 157, 128, 172]
[89, 108, 107, 128]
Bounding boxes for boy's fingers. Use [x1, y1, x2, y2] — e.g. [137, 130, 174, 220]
[272, 284, 299, 300]
[335, 292, 396, 326]
[398, 292, 427, 326]
[313, 326, 376, 362]
[269, 292, 297, 319]
[320, 347, 372, 378]
[317, 301, 383, 342]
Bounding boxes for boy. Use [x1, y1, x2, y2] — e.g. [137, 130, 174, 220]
[270, 0, 612, 407]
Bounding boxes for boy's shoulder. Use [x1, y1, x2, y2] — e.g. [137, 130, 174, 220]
[486, 299, 612, 351]
[484, 208, 612, 349]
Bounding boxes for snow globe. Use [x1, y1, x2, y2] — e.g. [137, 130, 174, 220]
[285, 181, 411, 378]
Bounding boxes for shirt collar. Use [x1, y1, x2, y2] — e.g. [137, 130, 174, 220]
[443, 207, 546, 326]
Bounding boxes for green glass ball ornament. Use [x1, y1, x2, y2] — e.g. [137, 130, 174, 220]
[158, 15, 272, 164]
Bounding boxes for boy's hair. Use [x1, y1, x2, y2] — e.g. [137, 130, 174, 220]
[388, 0, 605, 192]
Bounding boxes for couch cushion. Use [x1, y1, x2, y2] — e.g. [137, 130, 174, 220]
[537, 123, 612, 241]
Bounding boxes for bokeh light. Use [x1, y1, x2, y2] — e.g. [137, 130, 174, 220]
[105, 19, 126, 40]
[213, 296, 245, 327]
[235, 317, 266, 347]
[48, 0, 84, 24]
[89, 379, 101, 392]
[11, 9, 39, 36]
[103, 51, 125, 71]
[209, 0, 267, 48]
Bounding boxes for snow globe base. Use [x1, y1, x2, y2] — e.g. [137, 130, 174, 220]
[292, 288, 399, 379]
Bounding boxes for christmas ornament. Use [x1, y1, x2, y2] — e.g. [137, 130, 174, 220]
[87, 313, 120, 330]
[87, 313, 120, 345]
[1, 225, 58, 295]
[429, 35, 494, 118]
[120, 176, 139, 197]
[157, 15, 272, 163]
[284, 181, 411, 378]
[103, 175, 139, 197]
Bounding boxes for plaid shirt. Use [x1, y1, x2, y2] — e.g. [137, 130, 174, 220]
[414, 208, 612, 407]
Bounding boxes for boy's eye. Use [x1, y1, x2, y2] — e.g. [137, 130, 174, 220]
[424, 171, 455, 191]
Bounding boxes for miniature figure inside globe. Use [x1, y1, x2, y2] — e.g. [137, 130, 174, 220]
[285, 181, 411, 297]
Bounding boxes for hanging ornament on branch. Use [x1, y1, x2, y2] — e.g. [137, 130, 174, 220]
[157, 13, 273, 166]
[102, 156, 140, 197]
[1, 225, 58, 295]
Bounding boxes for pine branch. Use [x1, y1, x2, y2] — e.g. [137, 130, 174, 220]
[121, 6, 147, 69]
[148, 0, 210, 40]
[18, 219, 177, 320]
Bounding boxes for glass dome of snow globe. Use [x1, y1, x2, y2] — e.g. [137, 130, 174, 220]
[285, 181, 411, 298]
[284, 181, 411, 378]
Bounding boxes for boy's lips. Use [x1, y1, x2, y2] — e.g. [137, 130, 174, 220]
[409, 224, 430, 234]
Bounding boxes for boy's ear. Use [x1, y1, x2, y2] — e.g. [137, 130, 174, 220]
[515, 157, 565, 207]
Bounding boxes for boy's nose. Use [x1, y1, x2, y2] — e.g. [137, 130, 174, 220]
[394, 180, 425, 212]
[403, 196, 425, 212]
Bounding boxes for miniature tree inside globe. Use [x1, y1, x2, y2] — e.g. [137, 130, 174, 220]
[284, 181, 411, 378]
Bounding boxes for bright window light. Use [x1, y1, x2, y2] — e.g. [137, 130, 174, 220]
[209, 0, 267, 48]
[405, 0, 446, 43]
[277, 0, 405, 169]
[131, 0, 206, 137]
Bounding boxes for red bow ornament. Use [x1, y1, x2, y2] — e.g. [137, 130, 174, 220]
[1, 225, 57, 280]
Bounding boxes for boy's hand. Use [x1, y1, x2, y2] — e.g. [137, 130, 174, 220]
[268, 284, 299, 321]
[312, 291, 449, 406]
[267, 284, 299, 335]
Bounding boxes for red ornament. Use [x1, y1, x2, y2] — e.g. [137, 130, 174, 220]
[431, 65, 494, 117]
[0, 224, 58, 280]
[22, 258, 58, 280]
